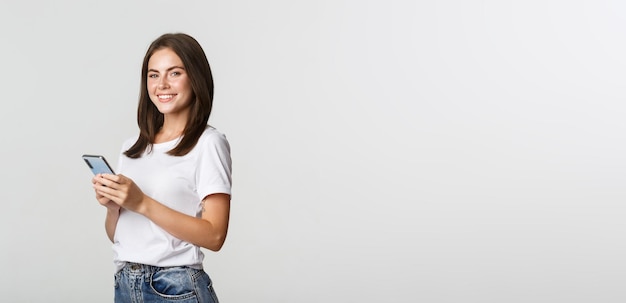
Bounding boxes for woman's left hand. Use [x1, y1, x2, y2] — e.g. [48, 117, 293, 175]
[93, 174, 147, 213]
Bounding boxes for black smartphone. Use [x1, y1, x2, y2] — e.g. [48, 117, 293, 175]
[82, 154, 115, 175]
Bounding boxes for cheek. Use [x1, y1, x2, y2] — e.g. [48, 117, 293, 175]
[175, 78, 193, 94]
[147, 80, 158, 91]
[147, 90, 159, 104]
[146, 82, 159, 97]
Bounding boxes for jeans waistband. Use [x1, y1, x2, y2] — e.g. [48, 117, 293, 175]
[121, 262, 170, 276]
[119, 261, 203, 276]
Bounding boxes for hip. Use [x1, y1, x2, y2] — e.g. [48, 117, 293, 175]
[114, 262, 219, 303]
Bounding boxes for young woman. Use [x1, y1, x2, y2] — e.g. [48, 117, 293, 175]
[92, 33, 231, 303]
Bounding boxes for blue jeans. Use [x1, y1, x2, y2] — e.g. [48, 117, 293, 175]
[114, 262, 219, 303]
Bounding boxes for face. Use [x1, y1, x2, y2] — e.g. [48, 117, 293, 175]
[147, 48, 194, 117]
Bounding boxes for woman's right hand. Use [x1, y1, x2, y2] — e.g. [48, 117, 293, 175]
[93, 174, 121, 212]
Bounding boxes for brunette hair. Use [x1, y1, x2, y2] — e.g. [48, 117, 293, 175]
[124, 33, 214, 158]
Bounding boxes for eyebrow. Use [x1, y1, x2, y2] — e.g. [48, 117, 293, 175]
[147, 66, 185, 73]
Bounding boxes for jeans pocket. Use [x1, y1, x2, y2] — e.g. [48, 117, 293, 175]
[149, 267, 195, 299]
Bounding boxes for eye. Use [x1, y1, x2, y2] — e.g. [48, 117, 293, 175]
[171, 71, 181, 77]
[148, 73, 158, 79]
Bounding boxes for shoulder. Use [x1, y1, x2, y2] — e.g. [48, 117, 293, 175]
[198, 125, 230, 148]
[195, 126, 232, 165]
[121, 135, 139, 150]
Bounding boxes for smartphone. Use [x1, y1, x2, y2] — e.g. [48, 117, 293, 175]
[82, 154, 115, 175]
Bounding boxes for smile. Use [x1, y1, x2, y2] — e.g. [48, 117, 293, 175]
[157, 94, 176, 101]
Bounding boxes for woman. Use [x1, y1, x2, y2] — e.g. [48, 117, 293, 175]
[92, 33, 231, 303]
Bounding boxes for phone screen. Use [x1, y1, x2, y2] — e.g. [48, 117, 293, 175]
[82, 154, 115, 175]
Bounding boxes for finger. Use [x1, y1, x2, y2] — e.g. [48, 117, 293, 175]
[94, 182, 119, 198]
[94, 174, 106, 184]
[92, 174, 104, 185]
[98, 176, 121, 189]
[96, 187, 119, 204]
[113, 174, 129, 184]
[98, 173, 120, 184]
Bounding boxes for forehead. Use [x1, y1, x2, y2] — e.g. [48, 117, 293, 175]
[148, 48, 184, 69]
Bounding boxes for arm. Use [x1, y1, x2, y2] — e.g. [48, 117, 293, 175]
[104, 207, 120, 242]
[94, 174, 230, 251]
[141, 193, 230, 251]
[93, 174, 121, 243]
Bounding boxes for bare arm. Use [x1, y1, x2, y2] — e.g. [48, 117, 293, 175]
[93, 174, 121, 242]
[104, 207, 120, 242]
[140, 193, 230, 250]
[94, 174, 230, 250]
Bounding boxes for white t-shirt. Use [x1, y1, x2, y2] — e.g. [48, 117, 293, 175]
[112, 125, 232, 272]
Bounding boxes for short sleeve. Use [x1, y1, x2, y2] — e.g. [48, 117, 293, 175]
[117, 136, 138, 174]
[196, 131, 232, 200]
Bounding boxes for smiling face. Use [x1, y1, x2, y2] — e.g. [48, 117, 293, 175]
[147, 48, 194, 118]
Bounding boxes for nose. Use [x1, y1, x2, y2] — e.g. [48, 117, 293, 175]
[157, 76, 169, 89]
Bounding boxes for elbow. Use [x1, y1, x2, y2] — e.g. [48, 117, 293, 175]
[206, 244, 223, 252]
[204, 234, 226, 252]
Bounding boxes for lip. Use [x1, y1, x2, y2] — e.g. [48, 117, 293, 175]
[156, 94, 177, 102]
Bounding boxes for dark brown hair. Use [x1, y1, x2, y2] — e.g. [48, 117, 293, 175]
[124, 33, 214, 158]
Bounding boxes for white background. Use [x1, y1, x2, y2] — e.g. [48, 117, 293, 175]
[1, 0, 625, 302]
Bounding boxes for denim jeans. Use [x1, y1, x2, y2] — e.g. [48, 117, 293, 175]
[114, 262, 219, 303]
